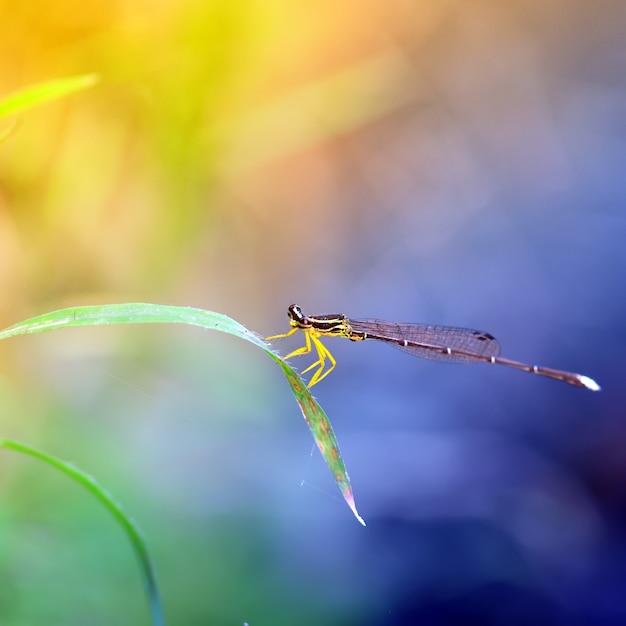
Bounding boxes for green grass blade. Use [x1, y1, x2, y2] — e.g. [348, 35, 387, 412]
[275, 362, 365, 526]
[0, 438, 165, 626]
[0, 303, 365, 525]
[0, 74, 99, 118]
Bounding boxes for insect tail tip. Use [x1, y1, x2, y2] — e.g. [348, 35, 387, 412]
[579, 375, 601, 391]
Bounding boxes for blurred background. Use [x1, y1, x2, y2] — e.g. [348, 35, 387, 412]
[0, 0, 624, 624]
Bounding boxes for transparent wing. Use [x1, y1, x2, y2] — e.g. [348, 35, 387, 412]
[349, 318, 501, 363]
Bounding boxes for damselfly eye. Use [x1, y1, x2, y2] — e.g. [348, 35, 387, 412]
[288, 304, 304, 322]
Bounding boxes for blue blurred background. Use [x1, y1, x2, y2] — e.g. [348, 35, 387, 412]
[0, 1, 624, 624]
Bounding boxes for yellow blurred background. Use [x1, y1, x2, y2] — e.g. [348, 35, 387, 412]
[0, 1, 446, 319]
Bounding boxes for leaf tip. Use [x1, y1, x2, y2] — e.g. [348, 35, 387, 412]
[343, 489, 366, 526]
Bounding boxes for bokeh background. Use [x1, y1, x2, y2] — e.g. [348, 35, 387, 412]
[0, 1, 624, 624]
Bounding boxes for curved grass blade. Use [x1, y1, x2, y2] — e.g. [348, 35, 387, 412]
[0, 303, 365, 525]
[273, 361, 365, 526]
[0, 438, 165, 626]
[0, 74, 99, 119]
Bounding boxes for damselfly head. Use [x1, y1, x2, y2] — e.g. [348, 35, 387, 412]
[287, 304, 310, 327]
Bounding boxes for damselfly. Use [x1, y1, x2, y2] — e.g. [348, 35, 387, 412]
[266, 304, 600, 391]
